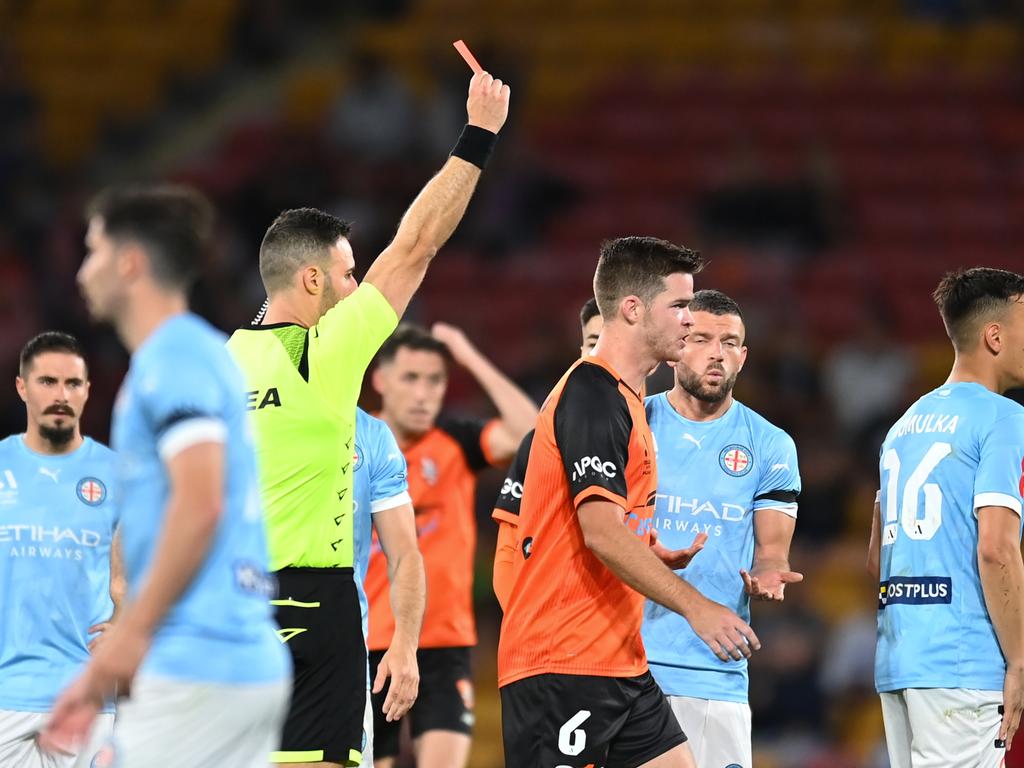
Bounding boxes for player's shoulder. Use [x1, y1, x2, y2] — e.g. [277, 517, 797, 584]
[141, 313, 228, 367]
[356, 408, 394, 446]
[560, 359, 627, 409]
[0, 434, 21, 459]
[732, 400, 795, 448]
[81, 436, 116, 463]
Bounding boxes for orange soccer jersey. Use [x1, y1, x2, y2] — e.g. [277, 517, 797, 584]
[365, 416, 500, 651]
[497, 355, 657, 687]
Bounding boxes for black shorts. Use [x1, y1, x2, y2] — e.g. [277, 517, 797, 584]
[500, 671, 686, 768]
[369, 646, 474, 758]
[273, 567, 367, 766]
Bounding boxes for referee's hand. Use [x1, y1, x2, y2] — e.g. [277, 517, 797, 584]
[466, 71, 510, 134]
[373, 638, 420, 722]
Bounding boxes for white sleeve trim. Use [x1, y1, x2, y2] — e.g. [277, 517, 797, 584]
[756, 503, 798, 519]
[371, 491, 412, 515]
[974, 492, 1023, 517]
[158, 418, 227, 461]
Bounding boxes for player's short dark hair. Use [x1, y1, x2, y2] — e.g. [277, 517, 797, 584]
[259, 208, 353, 294]
[579, 297, 600, 329]
[19, 331, 87, 377]
[87, 184, 213, 291]
[933, 267, 1024, 350]
[690, 289, 744, 322]
[593, 236, 704, 319]
[377, 324, 451, 366]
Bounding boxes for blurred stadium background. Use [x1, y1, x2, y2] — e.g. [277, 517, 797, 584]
[3, 0, 1024, 765]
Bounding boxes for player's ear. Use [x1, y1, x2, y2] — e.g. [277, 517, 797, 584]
[119, 241, 147, 282]
[371, 366, 386, 396]
[620, 295, 642, 325]
[738, 346, 748, 372]
[15, 376, 27, 404]
[982, 321, 1002, 355]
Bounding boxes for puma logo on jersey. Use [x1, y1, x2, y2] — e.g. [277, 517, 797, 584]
[682, 433, 704, 448]
[771, 463, 790, 472]
[38, 467, 61, 483]
[245, 388, 282, 411]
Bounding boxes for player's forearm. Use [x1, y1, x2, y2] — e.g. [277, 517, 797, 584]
[867, 501, 881, 581]
[387, 548, 426, 646]
[980, 542, 1024, 667]
[109, 529, 127, 620]
[462, 347, 537, 443]
[493, 521, 517, 610]
[584, 523, 710, 619]
[117, 495, 219, 637]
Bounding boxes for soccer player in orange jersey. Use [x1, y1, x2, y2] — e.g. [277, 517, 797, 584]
[498, 237, 761, 768]
[363, 323, 537, 768]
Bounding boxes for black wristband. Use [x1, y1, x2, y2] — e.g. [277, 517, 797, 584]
[451, 124, 498, 169]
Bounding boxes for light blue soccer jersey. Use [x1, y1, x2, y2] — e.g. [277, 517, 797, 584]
[875, 382, 1024, 693]
[641, 393, 801, 703]
[112, 313, 289, 685]
[0, 435, 118, 711]
[353, 408, 410, 638]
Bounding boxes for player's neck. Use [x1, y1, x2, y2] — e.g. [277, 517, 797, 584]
[117, 290, 188, 353]
[23, 428, 83, 456]
[667, 386, 732, 422]
[946, 357, 1004, 394]
[590, 330, 656, 394]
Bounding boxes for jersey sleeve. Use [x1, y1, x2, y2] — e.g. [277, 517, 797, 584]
[492, 429, 534, 526]
[367, 417, 411, 514]
[438, 416, 495, 473]
[753, 429, 801, 517]
[310, 282, 399, 396]
[974, 411, 1024, 517]
[553, 366, 631, 511]
[137, 355, 228, 462]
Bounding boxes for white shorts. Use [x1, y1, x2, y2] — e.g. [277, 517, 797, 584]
[0, 709, 114, 768]
[113, 676, 290, 768]
[360, 687, 374, 765]
[880, 688, 1005, 768]
[666, 695, 751, 768]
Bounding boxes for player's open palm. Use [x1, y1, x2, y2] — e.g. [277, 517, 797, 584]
[1001, 664, 1024, 751]
[651, 530, 707, 570]
[466, 71, 510, 134]
[373, 640, 420, 723]
[687, 597, 761, 663]
[740, 566, 804, 602]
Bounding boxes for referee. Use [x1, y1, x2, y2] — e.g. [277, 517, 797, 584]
[227, 71, 510, 768]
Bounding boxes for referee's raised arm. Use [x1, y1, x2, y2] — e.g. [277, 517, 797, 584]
[363, 71, 511, 317]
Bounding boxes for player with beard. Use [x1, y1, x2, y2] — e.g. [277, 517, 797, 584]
[641, 290, 803, 768]
[0, 332, 122, 768]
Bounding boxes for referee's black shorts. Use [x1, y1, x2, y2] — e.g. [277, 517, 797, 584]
[272, 567, 366, 766]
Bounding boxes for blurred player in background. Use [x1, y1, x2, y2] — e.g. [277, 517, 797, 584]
[498, 237, 760, 768]
[869, 268, 1024, 768]
[0, 332, 122, 768]
[43, 185, 290, 768]
[352, 407, 425, 764]
[642, 289, 803, 768]
[365, 322, 536, 768]
[492, 296, 603, 609]
[226, 71, 510, 768]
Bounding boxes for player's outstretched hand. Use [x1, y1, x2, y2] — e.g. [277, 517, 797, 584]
[1001, 664, 1024, 751]
[740, 567, 804, 602]
[687, 598, 761, 663]
[651, 530, 707, 570]
[466, 71, 510, 134]
[373, 639, 420, 723]
[38, 667, 103, 757]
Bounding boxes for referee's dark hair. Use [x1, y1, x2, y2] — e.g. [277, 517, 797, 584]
[934, 267, 1024, 351]
[19, 331, 88, 377]
[594, 236, 704, 319]
[377, 324, 452, 366]
[87, 184, 213, 292]
[260, 208, 353, 294]
[689, 289, 744, 322]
